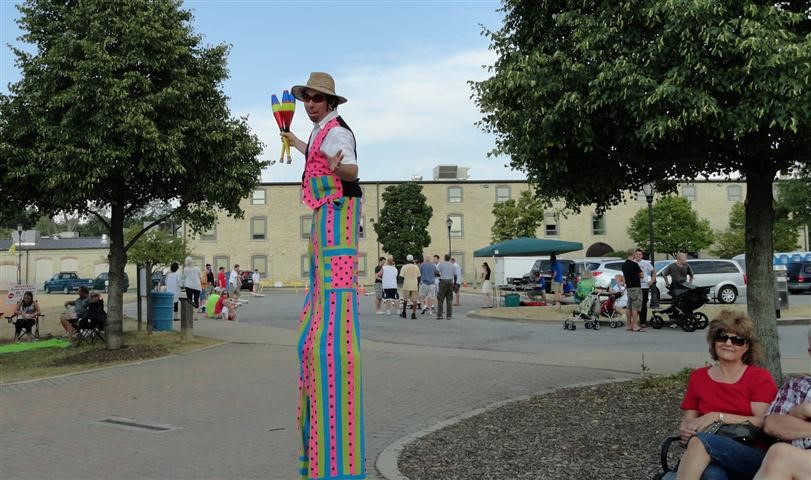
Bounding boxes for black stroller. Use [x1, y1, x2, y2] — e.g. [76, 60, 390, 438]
[650, 283, 710, 332]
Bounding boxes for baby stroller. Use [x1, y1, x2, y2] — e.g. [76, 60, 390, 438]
[599, 293, 626, 329]
[564, 289, 600, 330]
[650, 283, 711, 332]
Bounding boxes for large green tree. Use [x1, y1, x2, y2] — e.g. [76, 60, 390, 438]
[712, 202, 800, 258]
[628, 196, 714, 257]
[776, 171, 811, 241]
[473, 1, 811, 380]
[490, 190, 545, 242]
[0, 0, 265, 349]
[373, 182, 433, 262]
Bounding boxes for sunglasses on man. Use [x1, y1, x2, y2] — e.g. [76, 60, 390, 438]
[302, 92, 326, 103]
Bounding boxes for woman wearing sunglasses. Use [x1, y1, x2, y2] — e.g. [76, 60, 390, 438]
[675, 310, 778, 480]
[283, 72, 366, 480]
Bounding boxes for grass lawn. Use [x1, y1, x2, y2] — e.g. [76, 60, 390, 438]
[1, 290, 221, 384]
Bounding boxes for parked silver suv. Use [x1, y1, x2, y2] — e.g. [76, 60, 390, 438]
[656, 258, 747, 304]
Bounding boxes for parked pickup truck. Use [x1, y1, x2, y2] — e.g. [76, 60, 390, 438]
[43, 272, 94, 294]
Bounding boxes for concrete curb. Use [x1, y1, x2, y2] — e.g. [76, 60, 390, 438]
[374, 377, 629, 480]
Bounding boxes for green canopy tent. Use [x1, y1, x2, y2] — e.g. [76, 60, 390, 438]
[473, 238, 584, 295]
[473, 237, 583, 257]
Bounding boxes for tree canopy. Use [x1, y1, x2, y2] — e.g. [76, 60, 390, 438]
[712, 202, 800, 258]
[0, 0, 265, 349]
[373, 182, 433, 262]
[490, 190, 545, 242]
[473, 0, 811, 380]
[628, 196, 714, 257]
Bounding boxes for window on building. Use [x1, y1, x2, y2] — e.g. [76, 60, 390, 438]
[301, 255, 310, 278]
[357, 254, 367, 277]
[448, 214, 463, 238]
[251, 255, 268, 277]
[359, 215, 366, 239]
[447, 186, 463, 203]
[201, 225, 216, 241]
[591, 214, 606, 235]
[214, 256, 229, 273]
[682, 184, 697, 201]
[192, 256, 205, 268]
[300, 215, 312, 239]
[251, 216, 267, 240]
[544, 213, 559, 236]
[727, 185, 742, 201]
[495, 185, 511, 203]
[252, 189, 267, 205]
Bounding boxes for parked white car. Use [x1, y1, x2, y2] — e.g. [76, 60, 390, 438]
[656, 258, 747, 304]
[590, 260, 628, 289]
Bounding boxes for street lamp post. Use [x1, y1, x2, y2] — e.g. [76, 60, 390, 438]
[16, 223, 23, 285]
[641, 183, 655, 262]
[446, 217, 453, 257]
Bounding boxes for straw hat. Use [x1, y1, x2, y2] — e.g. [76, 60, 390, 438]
[291, 72, 347, 105]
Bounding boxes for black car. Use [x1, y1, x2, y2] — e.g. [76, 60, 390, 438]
[240, 271, 254, 291]
[93, 272, 130, 293]
[787, 261, 811, 294]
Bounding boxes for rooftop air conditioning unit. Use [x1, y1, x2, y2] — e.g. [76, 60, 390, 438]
[433, 165, 470, 180]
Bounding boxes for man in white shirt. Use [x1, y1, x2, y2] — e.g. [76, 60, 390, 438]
[451, 258, 463, 306]
[635, 249, 656, 326]
[229, 265, 240, 294]
[251, 269, 260, 293]
[380, 257, 399, 315]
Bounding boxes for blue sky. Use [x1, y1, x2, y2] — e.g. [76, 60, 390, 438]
[1, 0, 524, 182]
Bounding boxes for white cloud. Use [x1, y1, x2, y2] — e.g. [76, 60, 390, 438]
[240, 48, 524, 183]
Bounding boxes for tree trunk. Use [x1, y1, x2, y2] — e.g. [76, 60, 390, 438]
[745, 173, 782, 383]
[105, 205, 126, 350]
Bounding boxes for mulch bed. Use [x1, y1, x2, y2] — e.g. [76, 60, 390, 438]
[399, 375, 688, 480]
[54, 345, 170, 366]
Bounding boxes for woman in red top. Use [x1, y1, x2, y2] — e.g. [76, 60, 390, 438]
[677, 310, 777, 480]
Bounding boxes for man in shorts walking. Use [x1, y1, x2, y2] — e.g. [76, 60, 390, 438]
[419, 255, 438, 315]
[621, 252, 645, 332]
[399, 254, 421, 319]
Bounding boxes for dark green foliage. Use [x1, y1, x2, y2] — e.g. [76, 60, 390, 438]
[712, 202, 799, 258]
[490, 190, 545, 242]
[373, 183, 433, 263]
[628, 196, 714, 257]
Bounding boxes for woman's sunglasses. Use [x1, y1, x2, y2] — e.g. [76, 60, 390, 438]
[714, 332, 749, 346]
[301, 92, 326, 103]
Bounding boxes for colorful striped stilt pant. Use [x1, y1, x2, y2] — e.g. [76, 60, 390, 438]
[298, 196, 366, 480]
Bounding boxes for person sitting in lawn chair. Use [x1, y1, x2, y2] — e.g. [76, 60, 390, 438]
[11, 291, 41, 342]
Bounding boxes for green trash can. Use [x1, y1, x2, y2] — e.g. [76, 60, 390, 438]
[503, 293, 520, 307]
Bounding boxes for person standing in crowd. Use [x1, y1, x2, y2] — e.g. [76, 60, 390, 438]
[374, 257, 385, 314]
[451, 258, 462, 306]
[549, 254, 564, 310]
[164, 262, 181, 321]
[181, 256, 202, 310]
[251, 269, 260, 293]
[621, 252, 644, 332]
[436, 254, 455, 320]
[636, 249, 656, 326]
[229, 264, 240, 293]
[282, 72, 366, 480]
[432, 254, 441, 292]
[419, 254, 438, 315]
[381, 257, 399, 314]
[217, 266, 227, 290]
[399, 254, 420, 319]
[480, 262, 493, 308]
[663, 252, 694, 291]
